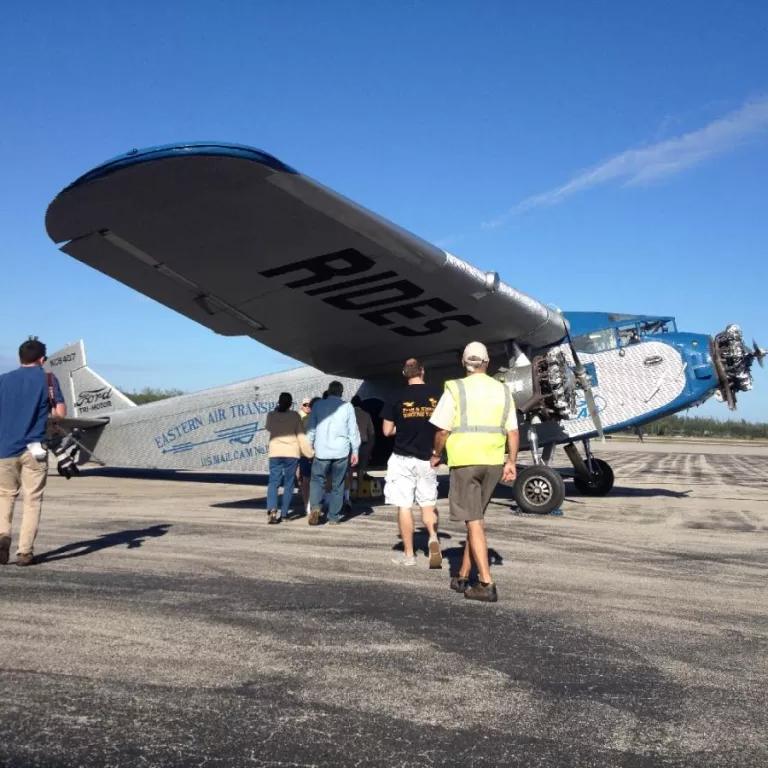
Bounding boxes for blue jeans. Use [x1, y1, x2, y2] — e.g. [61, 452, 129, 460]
[309, 457, 349, 522]
[267, 457, 300, 518]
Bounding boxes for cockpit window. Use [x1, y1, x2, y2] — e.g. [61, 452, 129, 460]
[617, 319, 677, 345]
[638, 319, 676, 334]
[571, 328, 618, 353]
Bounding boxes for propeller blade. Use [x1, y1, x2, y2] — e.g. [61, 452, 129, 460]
[753, 339, 766, 368]
[567, 334, 605, 442]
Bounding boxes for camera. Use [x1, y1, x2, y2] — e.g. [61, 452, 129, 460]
[48, 431, 82, 480]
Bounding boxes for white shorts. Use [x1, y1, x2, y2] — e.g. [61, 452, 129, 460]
[384, 453, 438, 509]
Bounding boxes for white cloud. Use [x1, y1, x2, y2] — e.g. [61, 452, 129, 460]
[483, 96, 768, 228]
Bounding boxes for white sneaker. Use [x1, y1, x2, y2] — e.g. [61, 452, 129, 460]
[392, 553, 417, 566]
[428, 539, 443, 569]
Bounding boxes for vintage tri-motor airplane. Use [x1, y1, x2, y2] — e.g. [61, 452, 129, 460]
[43, 142, 765, 515]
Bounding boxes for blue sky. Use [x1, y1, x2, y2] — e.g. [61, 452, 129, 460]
[1, 0, 766, 420]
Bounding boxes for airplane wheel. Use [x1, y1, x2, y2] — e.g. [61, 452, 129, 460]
[513, 465, 565, 515]
[573, 458, 614, 496]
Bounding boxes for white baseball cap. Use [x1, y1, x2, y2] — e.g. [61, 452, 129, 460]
[462, 341, 489, 363]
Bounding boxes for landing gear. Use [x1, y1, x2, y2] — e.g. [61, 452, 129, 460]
[572, 457, 614, 496]
[512, 429, 615, 515]
[564, 439, 615, 497]
[513, 465, 566, 515]
[513, 420, 566, 515]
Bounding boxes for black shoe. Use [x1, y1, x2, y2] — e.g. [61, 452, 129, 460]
[450, 576, 469, 593]
[0, 536, 10, 566]
[464, 582, 498, 602]
[267, 510, 282, 525]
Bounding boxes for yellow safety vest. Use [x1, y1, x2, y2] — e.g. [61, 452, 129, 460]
[445, 374, 513, 467]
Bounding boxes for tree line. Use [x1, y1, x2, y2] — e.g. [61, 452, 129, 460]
[122, 387, 185, 405]
[633, 414, 768, 440]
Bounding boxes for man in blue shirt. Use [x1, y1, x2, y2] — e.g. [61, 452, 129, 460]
[0, 339, 66, 566]
[305, 381, 360, 526]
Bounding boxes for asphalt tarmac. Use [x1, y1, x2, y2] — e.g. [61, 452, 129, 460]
[1, 443, 766, 767]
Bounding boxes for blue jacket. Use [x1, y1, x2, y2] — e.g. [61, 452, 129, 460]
[306, 396, 361, 460]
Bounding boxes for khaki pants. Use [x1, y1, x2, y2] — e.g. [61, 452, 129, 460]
[0, 451, 48, 554]
[448, 464, 503, 522]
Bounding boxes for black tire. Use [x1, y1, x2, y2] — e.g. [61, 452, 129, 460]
[573, 458, 615, 496]
[513, 465, 566, 515]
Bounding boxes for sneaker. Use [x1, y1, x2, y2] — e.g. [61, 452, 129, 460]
[391, 553, 417, 566]
[308, 508, 322, 526]
[428, 539, 443, 569]
[327, 520, 341, 526]
[0, 536, 11, 566]
[450, 575, 469, 593]
[267, 510, 282, 525]
[464, 582, 498, 602]
[16, 552, 34, 567]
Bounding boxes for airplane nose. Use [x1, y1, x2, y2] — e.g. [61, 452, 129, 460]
[710, 324, 763, 410]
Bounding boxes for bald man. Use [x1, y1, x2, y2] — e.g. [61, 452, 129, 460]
[381, 358, 442, 568]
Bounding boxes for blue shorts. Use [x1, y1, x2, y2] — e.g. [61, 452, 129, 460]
[299, 456, 312, 477]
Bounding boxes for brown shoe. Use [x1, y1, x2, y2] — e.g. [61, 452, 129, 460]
[308, 508, 322, 526]
[428, 539, 442, 569]
[450, 575, 469, 593]
[0, 536, 10, 566]
[464, 582, 498, 602]
[16, 552, 34, 567]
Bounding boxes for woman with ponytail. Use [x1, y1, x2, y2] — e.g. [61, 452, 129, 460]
[264, 392, 303, 524]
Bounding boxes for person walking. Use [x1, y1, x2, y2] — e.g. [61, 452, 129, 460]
[0, 338, 66, 566]
[265, 392, 304, 524]
[305, 381, 360, 526]
[429, 342, 518, 602]
[381, 358, 442, 568]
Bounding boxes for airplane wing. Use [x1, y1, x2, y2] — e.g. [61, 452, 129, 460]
[46, 143, 567, 379]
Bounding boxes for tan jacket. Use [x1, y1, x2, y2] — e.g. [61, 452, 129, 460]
[266, 410, 303, 459]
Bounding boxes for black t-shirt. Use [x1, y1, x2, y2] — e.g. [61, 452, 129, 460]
[380, 383, 441, 460]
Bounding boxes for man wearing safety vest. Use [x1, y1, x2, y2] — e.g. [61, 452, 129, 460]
[429, 342, 518, 602]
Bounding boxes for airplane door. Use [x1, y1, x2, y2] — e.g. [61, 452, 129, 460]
[358, 397, 394, 470]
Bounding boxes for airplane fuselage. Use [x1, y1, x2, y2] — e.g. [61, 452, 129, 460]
[67, 313, 726, 474]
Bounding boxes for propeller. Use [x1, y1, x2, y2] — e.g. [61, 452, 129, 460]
[752, 339, 767, 368]
[566, 332, 605, 442]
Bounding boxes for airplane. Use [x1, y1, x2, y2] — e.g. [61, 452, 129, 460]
[41, 142, 766, 516]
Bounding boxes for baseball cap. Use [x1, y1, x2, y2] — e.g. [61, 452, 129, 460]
[462, 341, 489, 363]
[301, 398, 310, 406]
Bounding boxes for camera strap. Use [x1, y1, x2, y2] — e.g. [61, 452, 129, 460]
[46, 373, 57, 409]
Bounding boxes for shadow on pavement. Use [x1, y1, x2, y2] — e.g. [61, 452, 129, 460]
[80, 467, 269, 486]
[573, 485, 692, 499]
[391, 527, 453, 557]
[35, 524, 172, 564]
[441, 542, 504, 578]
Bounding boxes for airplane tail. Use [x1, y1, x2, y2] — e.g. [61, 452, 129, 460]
[43, 340, 136, 418]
